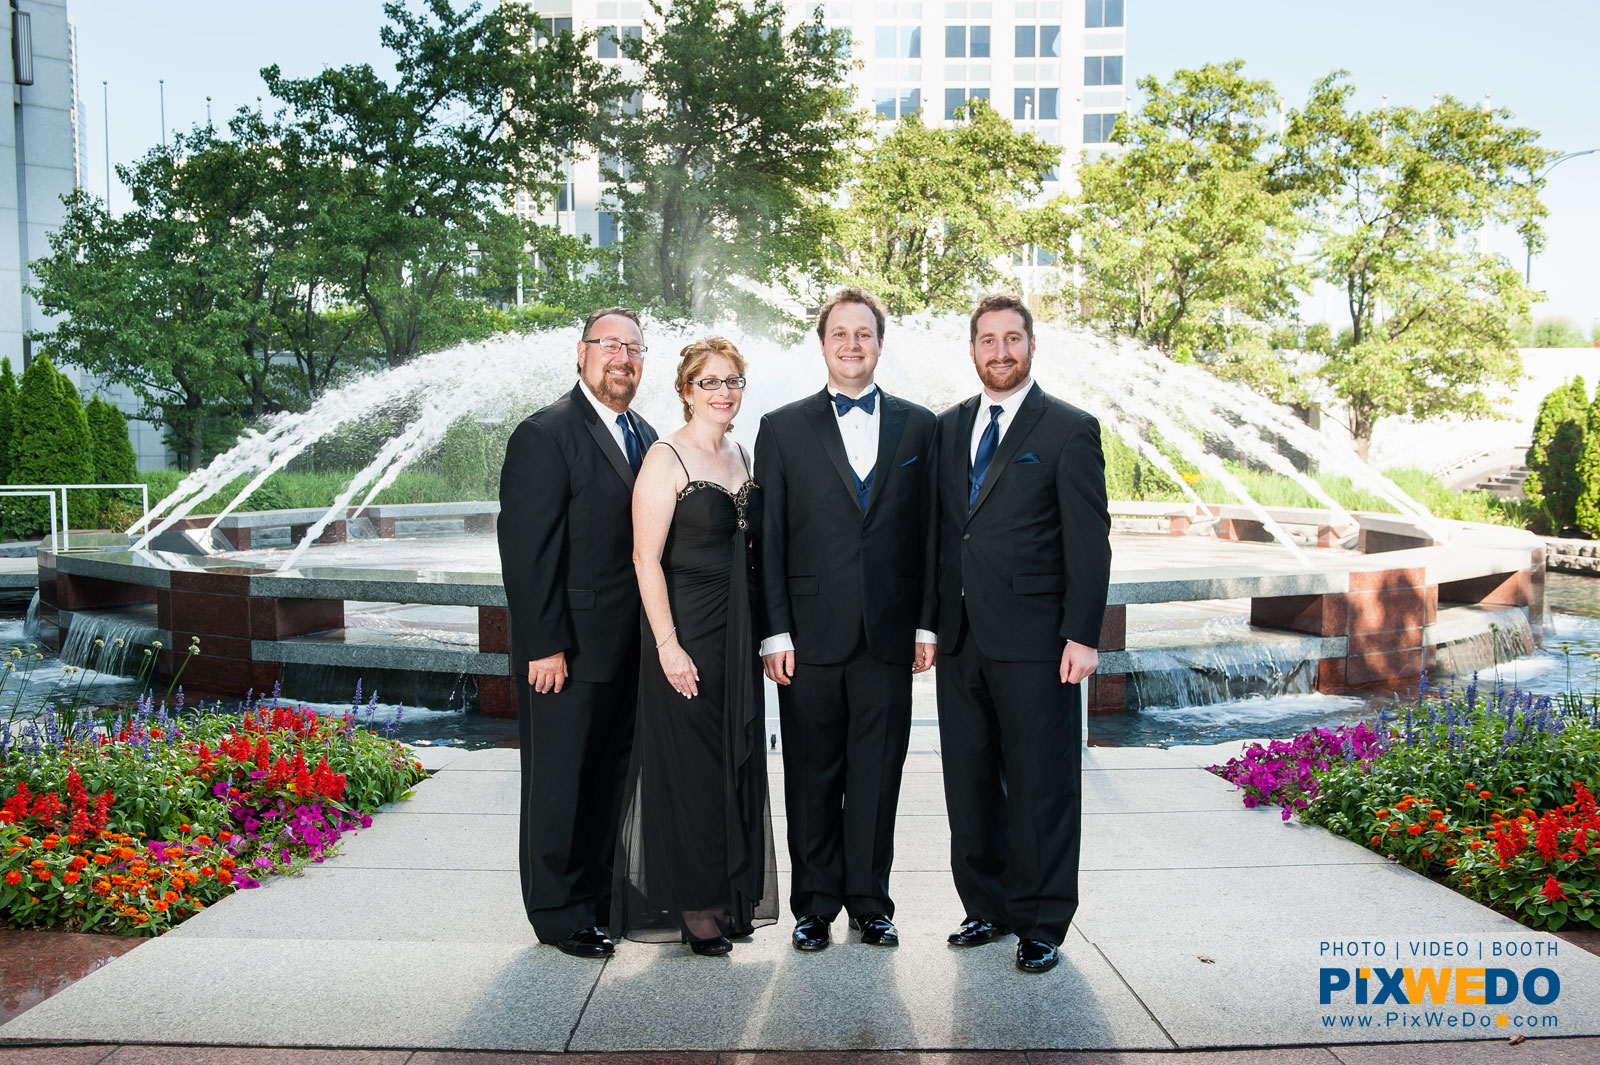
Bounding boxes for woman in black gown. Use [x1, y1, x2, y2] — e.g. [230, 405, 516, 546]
[613, 336, 777, 954]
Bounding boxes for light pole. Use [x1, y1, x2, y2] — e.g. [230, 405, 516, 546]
[159, 79, 166, 148]
[1527, 149, 1599, 284]
[102, 81, 110, 209]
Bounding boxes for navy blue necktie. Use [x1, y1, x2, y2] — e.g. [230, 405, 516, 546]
[833, 390, 877, 417]
[617, 413, 642, 474]
[969, 404, 1003, 509]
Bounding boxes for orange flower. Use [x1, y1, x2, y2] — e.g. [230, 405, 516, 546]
[1429, 810, 1445, 820]
[65, 834, 80, 845]
[216, 869, 233, 884]
[1434, 823, 1448, 833]
[67, 855, 87, 871]
[179, 824, 191, 833]
[152, 900, 169, 912]
[63, 871, 80, 884]
[1370, 835, 1381, 846]
[1513, 786, 1525, 794]
[3, 871, 19, 885]
[1469, 840, 1485, 850]
[194, 836, 212, 847]
[1407, 824, 1425, 836]
[218, 832, 232, 842]
[1479, 790, 1492, 799]
[15, 835, 30, 846]
[34, 868, 51, 880]
[1466, 781, 1478, 790]
[1375, 808, 1391, 818]
[1524, 809, 1537, 820]
[163, 890, 179, 903]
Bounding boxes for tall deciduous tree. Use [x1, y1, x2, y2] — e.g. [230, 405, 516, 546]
[1286, 74, 1549, 458]
[1066, 61, 1306, 354]
[600, 0, 856, 316]
[265, 0, 607, 364]
[825, 99, 1058, 314]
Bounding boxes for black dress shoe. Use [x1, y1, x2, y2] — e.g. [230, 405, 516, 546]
[947, 918, 1010, 947]
[849, 913, 899, 946]
[555, 926, 615, 958]
[1016, 938, 1060, 973]
[686, 933, 733, 956]
[792, 914, 831, 952]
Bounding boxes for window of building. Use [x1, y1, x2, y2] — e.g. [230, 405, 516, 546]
[598, 211, 618, 248]
[1014, 25, 1059, 58]
[1083, 112, 1119, 142]
[556, 183, 574, 212]
[1084, 55, 1123, 86]
[876, 87, 922, 119]
[945, 25, 990, 57]
[899, 87, 922, 117]
[1014, 87, 1057, 120]
[875, 87, 897, 118]
[877, 25, 921, 58]
[1085, 0, 1124, 28]
[596, 25, 639, 58]
[943, 86, 989, 118]
[543, 16, 573, 37]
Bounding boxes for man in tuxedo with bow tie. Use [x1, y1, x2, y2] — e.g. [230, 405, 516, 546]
[498, 307, 657, 958]
[755, 287, 938, 952]
[931, 293, 1111, 974]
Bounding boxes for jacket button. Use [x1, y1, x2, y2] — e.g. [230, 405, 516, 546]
[963, 533, 972, 541]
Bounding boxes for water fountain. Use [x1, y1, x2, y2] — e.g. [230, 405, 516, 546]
[37, 316, 1547, 731]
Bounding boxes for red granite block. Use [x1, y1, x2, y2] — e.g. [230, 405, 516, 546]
[1345, 648, 1425, 687]
[1250, 593, 1347, 637]
[1097, 605, 1126, 652]
[1088, 673, 1127, 713]
[177, 654, 257, 694]
[57, 573, 159, 611]
[250, 597, 344, 639]
[250, 661, 284, 692]
[217, 526, 252, 550]
[1347, 627, 1424, 656]
[171, 632, 251, 661]
[1167, 515, 1191, 537]
[1424, 585, 1438, 625]
[479, 606, 509, 654]
[478, 673, 516, 717]
[170, 569, 252, 596]
[290, 520, 346, 546]
[1317, 657, 1347, 693]
[1359, 528, 1436, 553]
[1439, 571, 1531, 608]
[465, 513, 498, 535]
[1217, 518, 1274, 543]
[374, 517, 396, 538]
[156, 589, 171, 630]
[1348, 567, 1425, 593]
[1346, 588, 1427, 633]
[168, 590, 252, 638]
[1315, 525, 1344, 548]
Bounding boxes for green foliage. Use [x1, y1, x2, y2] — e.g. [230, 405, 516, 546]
[598, 0, 856, 317]
[4, 355, 94, 537]
[1067, 61, 1306, 357]
[1574, 394, 1600, 537]
[84, 396, 140, 528]
[426, 417, 489, 497]
[138, 468, 483, 517]
[0, 359, 16, 482]
[1286, 74, 1548, 458]
[824, 99, 1058, 313]
[1524, 378, 1589, 534]
[1515, 317, 1590, 348]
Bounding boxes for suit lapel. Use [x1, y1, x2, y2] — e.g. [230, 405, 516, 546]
[802, 389, 862, 510]
[968, 385, 1044, 521]
[573, 383, 637, 490]
[864, 392, 908, 520]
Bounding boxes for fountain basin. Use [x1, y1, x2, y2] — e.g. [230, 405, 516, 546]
[35, 502, 1544, 715]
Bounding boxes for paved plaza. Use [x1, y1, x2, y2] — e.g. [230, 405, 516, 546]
[4, 728, 1600, 1059]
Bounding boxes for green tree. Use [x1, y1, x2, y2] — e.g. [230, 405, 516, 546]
[0, 358, 17, 482]
[825, 99, 1058, 314]
[266, 0, 606, 364]
[5, 355, 93, 536]
[1525, 378, 1588, 534]
[428, 416, 489, 497]
[600, 0, 856, 316]
[1575, 391, 1600, 538]
[1067, 61, 1306, 354]
[1286, 74, 1550, 458]
[86, 395, 140, 526]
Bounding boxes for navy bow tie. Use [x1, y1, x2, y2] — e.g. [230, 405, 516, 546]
[833, 390, 877, 417]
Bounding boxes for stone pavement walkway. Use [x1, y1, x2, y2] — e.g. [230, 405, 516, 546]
[4, 739, 1600, 1056]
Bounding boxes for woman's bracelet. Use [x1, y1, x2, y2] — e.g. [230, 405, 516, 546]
[655, 626, 676, 649]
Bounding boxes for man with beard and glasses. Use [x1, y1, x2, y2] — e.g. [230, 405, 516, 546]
[928, 293, 1111, 975]
[498, 307, 658, 957]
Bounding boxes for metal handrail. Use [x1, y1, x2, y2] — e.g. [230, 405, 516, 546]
[0, 490, 58, 551]
[5, 482, 150, 551]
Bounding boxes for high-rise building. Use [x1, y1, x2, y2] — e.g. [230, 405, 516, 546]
[518, 0, 1127, 284]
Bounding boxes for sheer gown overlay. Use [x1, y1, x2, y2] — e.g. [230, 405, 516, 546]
[612, 447, 778, 941]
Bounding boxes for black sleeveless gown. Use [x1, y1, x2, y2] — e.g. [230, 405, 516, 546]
[611, 466, 778, 941]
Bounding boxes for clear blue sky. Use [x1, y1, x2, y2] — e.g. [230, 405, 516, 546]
[70, 0, 1600, 330]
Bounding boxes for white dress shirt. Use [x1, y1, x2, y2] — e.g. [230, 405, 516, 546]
[579, 378, 632, 456]
[969, 379, 1036, 466]
[760, 384, 935, 657]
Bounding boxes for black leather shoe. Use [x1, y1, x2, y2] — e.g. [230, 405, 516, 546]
[1016, 938, 1060, 973]
[947, 918, 1010, 947]
[792, 914, 831, 952]
[555, 926, 615, 958]
[849, 913, 899, 946]
[686, 933, 733, 956]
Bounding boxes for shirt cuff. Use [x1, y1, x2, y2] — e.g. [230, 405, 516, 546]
[758, 632, 794, 656]
[915, 629, 937, 645]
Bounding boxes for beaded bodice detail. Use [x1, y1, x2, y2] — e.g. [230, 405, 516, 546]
[676, 478, 758, 530]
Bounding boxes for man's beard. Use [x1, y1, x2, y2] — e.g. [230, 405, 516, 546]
[592, 365, 639, 406]
[977, 355, 1030, 394]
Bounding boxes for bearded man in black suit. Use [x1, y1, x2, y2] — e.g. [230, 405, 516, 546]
[930, 293, 1112, 974]
[498, 307, 657, 958]
[755, 287, 938, 952]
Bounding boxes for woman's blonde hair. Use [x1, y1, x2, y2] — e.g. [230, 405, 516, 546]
[675, 336, 748, 430]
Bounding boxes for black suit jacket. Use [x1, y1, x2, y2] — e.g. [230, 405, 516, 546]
[498, 383, 658, 683]
[931, 383, 1111, 662]
[755, 387, 937, 667]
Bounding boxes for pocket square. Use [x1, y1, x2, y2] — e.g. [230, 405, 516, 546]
[899, 455, 920, 467]
[1014, 452, 1041, 464]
